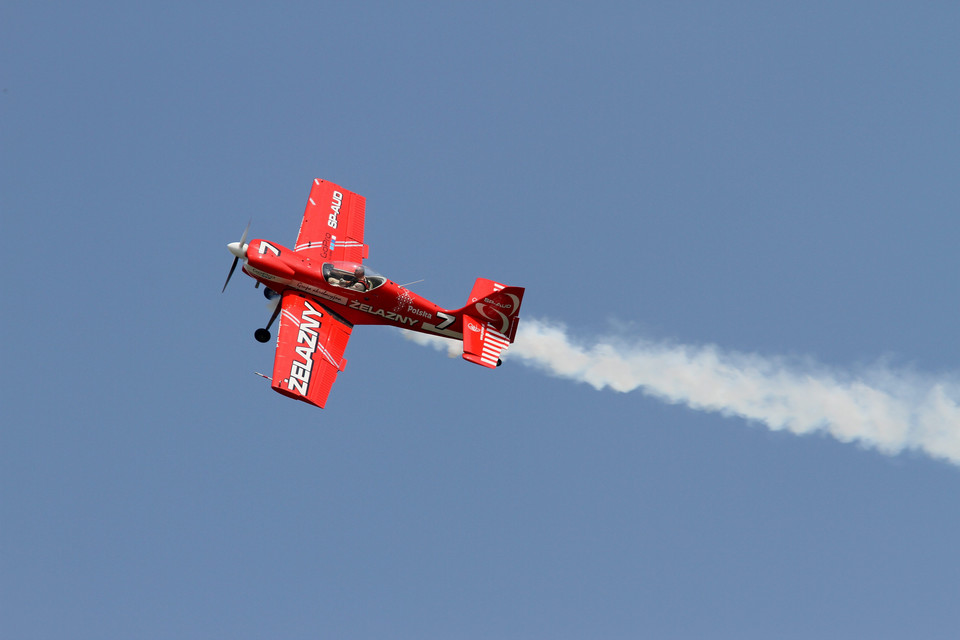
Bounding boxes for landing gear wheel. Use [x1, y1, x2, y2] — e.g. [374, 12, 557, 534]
[254, 328, 271, 343]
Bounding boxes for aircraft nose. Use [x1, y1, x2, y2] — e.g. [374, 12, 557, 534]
[227, 241, 248, 259]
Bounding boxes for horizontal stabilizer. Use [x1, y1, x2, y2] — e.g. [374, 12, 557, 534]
[462, 315, 512, 368]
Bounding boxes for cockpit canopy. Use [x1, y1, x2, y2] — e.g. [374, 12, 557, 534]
[322, 261, 386, 292]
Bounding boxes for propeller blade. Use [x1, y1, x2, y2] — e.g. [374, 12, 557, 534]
[222, 256, 239, 293]
[239, 220, 250, 247]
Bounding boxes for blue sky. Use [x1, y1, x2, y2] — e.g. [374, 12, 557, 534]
[3, 2, 960, 638]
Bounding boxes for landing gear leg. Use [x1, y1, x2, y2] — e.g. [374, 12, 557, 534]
[255, 300, 283, 343]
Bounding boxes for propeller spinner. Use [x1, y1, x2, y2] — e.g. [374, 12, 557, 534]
[221, 222, 250, 292]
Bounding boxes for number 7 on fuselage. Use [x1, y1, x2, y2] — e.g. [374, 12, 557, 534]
[222, 179, 525, 409]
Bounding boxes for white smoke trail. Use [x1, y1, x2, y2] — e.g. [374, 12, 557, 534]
[405, 318, 960, 465]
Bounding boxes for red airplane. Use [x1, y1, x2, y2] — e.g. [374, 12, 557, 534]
[222, 179, 525, 408]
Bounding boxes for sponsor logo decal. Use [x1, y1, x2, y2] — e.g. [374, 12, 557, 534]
[349, 300, 417, 326]
[287, 301, 323, 395]
[293, 233, 333, 257]
[244, 265, 281, 281]
[292, 281, 348, 305]
[475, 291, 521, 333]
[483, 296, 513, 310]
[328, 191, 343, 229]
[406, 305, 433, 320]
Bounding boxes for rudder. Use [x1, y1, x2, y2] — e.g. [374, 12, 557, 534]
[464, 278, 524, 339]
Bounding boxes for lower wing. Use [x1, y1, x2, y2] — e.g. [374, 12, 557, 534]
[270, 292, 353, 408]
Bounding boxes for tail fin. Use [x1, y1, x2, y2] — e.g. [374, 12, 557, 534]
[459, 278, 525, 368]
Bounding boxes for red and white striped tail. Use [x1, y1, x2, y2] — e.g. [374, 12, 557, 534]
[462, 317, 512, 368]
[456, 276, 524, 368]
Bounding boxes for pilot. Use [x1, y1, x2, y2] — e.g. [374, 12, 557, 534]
[342, 264, 368, 291]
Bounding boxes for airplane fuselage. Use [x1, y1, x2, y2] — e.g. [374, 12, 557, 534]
[241, 238, 463, 339]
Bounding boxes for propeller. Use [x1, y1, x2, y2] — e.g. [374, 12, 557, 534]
[222, 221, 251, 292]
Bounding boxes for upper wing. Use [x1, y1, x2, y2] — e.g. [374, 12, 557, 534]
[270, 292, 353, 408]
[294, 178, 368, 263]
